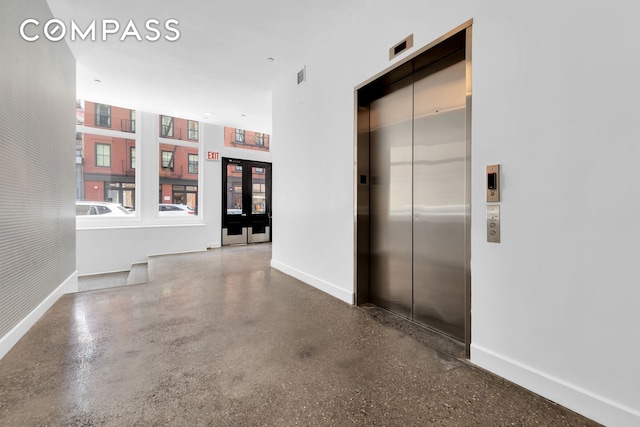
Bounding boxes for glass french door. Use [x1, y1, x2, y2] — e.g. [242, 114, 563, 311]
[222, 158, 271, 245]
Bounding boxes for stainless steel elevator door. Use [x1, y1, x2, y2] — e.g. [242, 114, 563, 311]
[369, 76, 413, 318]
[413, 60, 467, 339]
[367, 60, 468, 339]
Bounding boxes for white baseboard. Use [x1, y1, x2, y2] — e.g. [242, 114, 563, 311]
[0, 271, 78, 360]
[270, 259, 354, 304]
[471, 343, 640, 427]
[148, 248, 208, 258]
[78, 269, 129, 278]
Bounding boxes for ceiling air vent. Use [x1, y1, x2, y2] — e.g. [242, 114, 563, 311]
[389, 34, 414, 60]
[297, 66, 306, 85]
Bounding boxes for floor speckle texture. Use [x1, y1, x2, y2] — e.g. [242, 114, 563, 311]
[0, 244, 600, 426]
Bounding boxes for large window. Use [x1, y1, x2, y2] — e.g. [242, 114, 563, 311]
[225, 126, 270, 152]
[95, 103, 111, 127]
[76, 100, 137, 215]
[159, 143, 199, 216]
[76, 103, 206, 222]
[77, 135, 136, 212]
[95, 143, 111, 167]
[157, 115, 199, 217]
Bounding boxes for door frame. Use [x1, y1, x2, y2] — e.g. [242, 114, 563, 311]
[354, 21, 472, 356]
[221, 157, 272, 245]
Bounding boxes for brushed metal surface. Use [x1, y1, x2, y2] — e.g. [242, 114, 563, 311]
[412, 60, 467, 340]
[222, 228, 248, 245]
[356, 26, 471, 346]
[464, 26, 473, 356]
[487, 205, 500, 243]
[368, 76, 414, 318]
[248, 226, 270, 243]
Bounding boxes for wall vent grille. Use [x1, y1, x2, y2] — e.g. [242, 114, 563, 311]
[389, 34, 414, 60]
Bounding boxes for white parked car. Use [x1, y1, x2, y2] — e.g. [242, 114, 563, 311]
[159, 204, 196, 216]
[76, 201, 133, 216]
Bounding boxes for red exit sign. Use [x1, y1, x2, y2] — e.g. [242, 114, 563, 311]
[207, 151, 220, 161]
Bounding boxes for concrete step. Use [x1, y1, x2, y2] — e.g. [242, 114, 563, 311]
[126, 262, 149, 286]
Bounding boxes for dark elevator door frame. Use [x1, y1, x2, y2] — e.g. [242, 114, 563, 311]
[222, 157, 272, 245]
[355, 22, 472, 356]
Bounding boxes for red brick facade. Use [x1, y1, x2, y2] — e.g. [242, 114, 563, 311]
[77, 101, 199, 211]
[224, 126, 269, 152]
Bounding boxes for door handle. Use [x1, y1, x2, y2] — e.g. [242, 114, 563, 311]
[242, 213, 247, 217]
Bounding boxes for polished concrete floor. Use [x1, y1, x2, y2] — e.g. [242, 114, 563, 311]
[0, 244, 598, 426]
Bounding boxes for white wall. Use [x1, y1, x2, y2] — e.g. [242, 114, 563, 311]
[76, 117, 272, 275]
[271, 1, 640, 425]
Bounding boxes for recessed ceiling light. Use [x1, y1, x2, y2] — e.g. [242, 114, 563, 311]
[267, 57, 275, 62]
[241, 114, 246, 117]
[203, 112, 212, 119]
[94, 79, 102, 83]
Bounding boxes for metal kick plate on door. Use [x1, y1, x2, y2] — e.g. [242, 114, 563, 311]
[487, 205, 500, 243]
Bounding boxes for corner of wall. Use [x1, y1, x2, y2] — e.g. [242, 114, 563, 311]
[0, 272, 77, 360]
[270, 259, 354, 304]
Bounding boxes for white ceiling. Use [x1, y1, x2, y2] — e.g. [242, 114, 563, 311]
[45, 0, 363, 133]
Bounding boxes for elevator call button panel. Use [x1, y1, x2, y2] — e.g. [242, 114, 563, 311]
[486, 164, 500, 202]
[486, 205, 501, 243]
